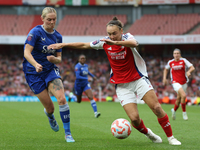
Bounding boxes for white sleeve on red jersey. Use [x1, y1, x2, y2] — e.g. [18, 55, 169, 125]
[182, 58, 193, 68]
[165, 59, 173, 69]
[90, 37, 107, 50]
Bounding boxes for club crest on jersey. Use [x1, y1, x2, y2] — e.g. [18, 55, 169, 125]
[92, 40, 100, 45]
[27, 34, 33, 41]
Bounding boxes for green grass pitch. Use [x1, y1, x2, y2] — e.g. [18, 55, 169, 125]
[0, 101, 199, 150]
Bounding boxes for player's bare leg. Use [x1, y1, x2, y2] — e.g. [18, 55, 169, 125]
[36, 89, 59, 132]
[143, 90, 181, 145]
[123, 103, 162, 143]
[49, 79, 75, 142]
[178, 88, 188, 120]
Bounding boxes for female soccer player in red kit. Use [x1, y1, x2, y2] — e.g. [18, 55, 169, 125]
[48, 17, 181, 145]
[163, 48, 195, 120]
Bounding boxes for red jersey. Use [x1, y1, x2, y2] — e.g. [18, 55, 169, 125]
[90, 33, 148, 84]
[165, 58, 193, 85]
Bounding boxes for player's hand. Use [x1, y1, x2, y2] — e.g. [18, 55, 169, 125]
[88, 78, 93, 82]
[93, 76, 97, 80]
[100, 39, 116, 45]
[48, 43, 63, 50]
[35, 63, 43, 73]
[186, 71, 191, 78]
[47, 55, 55, 63]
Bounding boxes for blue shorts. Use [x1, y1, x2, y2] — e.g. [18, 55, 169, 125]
[74, 81, 91, 96]
[25, 67, 61, 94]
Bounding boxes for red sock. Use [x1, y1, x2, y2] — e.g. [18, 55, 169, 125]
[181, 103, 186, 112]
[132, 119, 148, 134]
[158, 114, 173, 137]
[174, 104, 179, 111]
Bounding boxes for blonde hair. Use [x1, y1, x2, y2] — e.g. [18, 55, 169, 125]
[41, 7, 57, 19]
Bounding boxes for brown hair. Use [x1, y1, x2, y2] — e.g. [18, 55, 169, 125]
[106, 16, 123, 29]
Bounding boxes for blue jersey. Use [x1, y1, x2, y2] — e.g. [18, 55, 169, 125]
[74, 62, 95, 95]
[75, 62, 94, 82]
[23, 25, 62, 74]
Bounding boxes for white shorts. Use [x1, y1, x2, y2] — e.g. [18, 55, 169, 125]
[116, 76, 154, 106]
[172, 83, 187, 93]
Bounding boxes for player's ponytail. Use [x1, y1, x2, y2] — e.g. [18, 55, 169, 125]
[106, 16, 123, 30]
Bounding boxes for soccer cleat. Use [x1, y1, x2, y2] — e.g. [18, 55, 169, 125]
[183, 112, 188, 120]
[65, 135, 75, 142]
[145, 128, 162, 143]
[168, 137, 181, 145]
[171, 108, 176, 120]
[48, 118, 59, 132]
[95, 112, 101, 118]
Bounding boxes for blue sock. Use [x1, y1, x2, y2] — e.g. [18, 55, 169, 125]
[90, 100, 97, 113]
[59, 104, 71, 135]
[44, 108, 54, 120]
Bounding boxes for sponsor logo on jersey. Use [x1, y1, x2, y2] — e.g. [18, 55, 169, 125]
[41, 37, 45, 41]
[42, 45, 56, 54]
[92, 40, 100, 45]
[27, 34, 33, 41]
[108, 50, 127, 60]
[172, 65, 183, 70]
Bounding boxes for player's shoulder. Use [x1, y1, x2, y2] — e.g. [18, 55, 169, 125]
[180, 57, 188, 61]
[54, 30, 62, 38]
[30, 25, 42, 32]
[168, 58, 175, 63]
[122, 33, 135, 40]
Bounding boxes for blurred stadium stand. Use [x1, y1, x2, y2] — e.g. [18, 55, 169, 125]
[0, 13, 199, 36]
[128, 13, 200, 35]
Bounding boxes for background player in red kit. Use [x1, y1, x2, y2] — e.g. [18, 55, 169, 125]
[163, 48, 195, 120]
[48, 17, 181, 145]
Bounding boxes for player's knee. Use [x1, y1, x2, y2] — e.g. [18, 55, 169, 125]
[57, 96, 67, 105]
[182, 94, 186, 100]
[152, 103, 164, 116]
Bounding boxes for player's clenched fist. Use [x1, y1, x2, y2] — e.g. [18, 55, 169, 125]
[35, 63, 43, 73]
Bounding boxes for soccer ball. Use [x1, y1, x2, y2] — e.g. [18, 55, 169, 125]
[111, 118, 132, 139]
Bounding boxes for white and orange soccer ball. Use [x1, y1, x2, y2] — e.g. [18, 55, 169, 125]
[111, 118, 132, 139]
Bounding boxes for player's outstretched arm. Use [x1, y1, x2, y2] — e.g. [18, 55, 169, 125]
[100, 39, 138, 47]
[48, 42, 91, 50]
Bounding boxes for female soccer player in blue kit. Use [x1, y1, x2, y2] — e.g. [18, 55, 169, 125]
[23, 7, 74, 142]
[74, 54, 101, 118]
